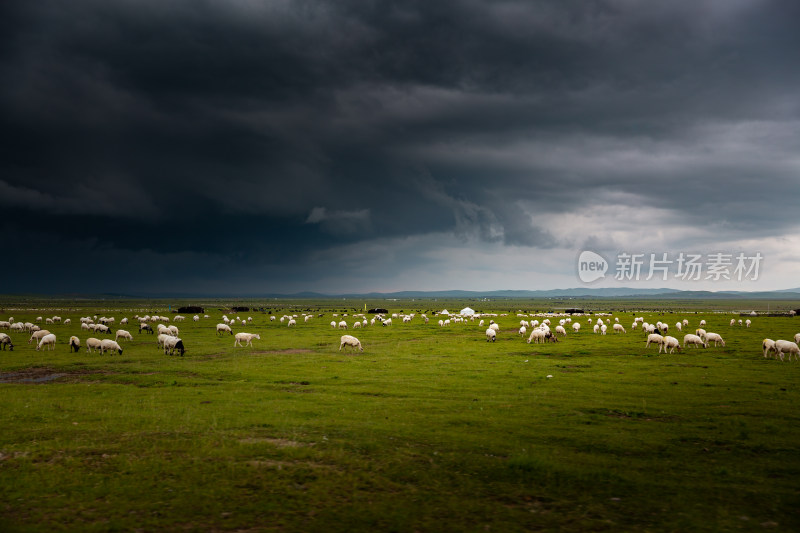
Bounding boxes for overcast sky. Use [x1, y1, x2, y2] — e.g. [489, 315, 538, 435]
[2, 0, 799, 295]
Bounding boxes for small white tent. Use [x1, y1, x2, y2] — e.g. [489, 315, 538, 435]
[459, 307, 475, 316]
[440, 309, 450, 315]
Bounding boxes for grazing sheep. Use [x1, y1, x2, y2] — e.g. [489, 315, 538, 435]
[600, 324, 607, 335]
[163, 336, 185, 356]
[193, 315, 200, 322]
[762, 338, 776, 358]
[683, 334, 707, 348]
[157, 333, 173, 349]
[121, 318, 128, 325]
[593, 324, 600, 334]
[613, 323, 626, 334]
[287, 319, 296, 327]
[555, 325, 567, 337]
[168, 325, 179, 337]
[730, 318, 736, 326]
[99, 339, 123, 355]
[86, 337, 102, 353]
[489, 323, 499, 333]
[646, 333, 664, 349]
[339, 334, 363, 352]
[174, 315, 185, 322]
[745, 319, 751, 328]
[338, 320, 347, 329]
[662, 336, 681, 354]
[795, 333, 800, 345]
[37, 333, 57, 351]
[95, 324, 112, 334]
[382, 318, 393, 327]
[63, 319, 71, 325]
[572, 323, 581, 333]
[486, 328, 497, 342]
[353, 321, 362, 329]
[738, 319, 743, 326]
[774, 340, 800, 362]
[234, 332, 261, 347]
[695, 328, 707, 339]
[330, 321, 337, 328]
[29, 329, 51, 344]
[527, 329, 545, 344]
[699, 319, 706, 327]
[519, 326, 526, 337]
[139, 323, 154, 334]
[69, 336, 81, 352]
[0, 333, 14, 350]
[704, 332, 725, 347]
[675, 322, 682, 332]
[216, 324, 233, 335]
[115, 329, 133, 342]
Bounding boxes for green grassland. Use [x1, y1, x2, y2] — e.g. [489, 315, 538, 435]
[1, 298, 799, 532]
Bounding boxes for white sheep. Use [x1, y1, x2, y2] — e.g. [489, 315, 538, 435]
[234, 332, 261, 347]
[489, 323, 499, 332]
[762, 338, 776, 358]
[168, 325, 180, 336]
[646, 333, 664, 349]
[518, 326, 526, 337]
[485, 328, 497, 342]
[738, 319, 743, 326]
[29, 329, 51, 344]
[683, 334, 707, 348]
[774, 340, 800, 362]
[100, 339, 123, 355]
[555, 325, 567, 337]
[600, 324, 607, 335]
[163, 336, 185, 356]
[0, 333, 14, 350]
[330, 321, 337, 328]
[339, 334, 363, 352]
[699, 319, 706, 327]
[287, 319, 296, 327]
[572, 323, 581, 333]
[353, 321, 362, 329]
[115, 329, 133, 342]
[37, 333, 56, 351]
[745, 319, 751, 328]
[730, 318, 736, 326]
[704, 332, 725, 347]
[69, 336, 81, 352]
[695, 328, 707, 339]
[613, 323, 626, 334]
[527, 329, 545, 344]
[662, 336, 681, 354]
[63, 318, 71, 325]
[383, 318, 393, 327]
[86, 337, 102, 353]
[795, 333, 800, 345]
[675, 322, 682, 332]
[216, 324, 233, 335]
[193, 315, 200, 322]
[157, 333, 173, 349]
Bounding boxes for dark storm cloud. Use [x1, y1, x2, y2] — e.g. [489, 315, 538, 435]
[2, 0, 799, 293]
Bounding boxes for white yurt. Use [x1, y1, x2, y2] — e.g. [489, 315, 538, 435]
[459, 307, 475, 317]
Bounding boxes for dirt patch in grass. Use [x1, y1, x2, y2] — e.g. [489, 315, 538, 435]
[239, 437, 315, 448]
[0, 367, 105, 384]
[246, 459, 336, 471]
[251, 349, 314, 355]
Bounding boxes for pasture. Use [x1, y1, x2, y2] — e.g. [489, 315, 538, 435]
[1, 299, 799, 532]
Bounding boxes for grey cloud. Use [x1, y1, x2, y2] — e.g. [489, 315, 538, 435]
[2, 0, 799, 292]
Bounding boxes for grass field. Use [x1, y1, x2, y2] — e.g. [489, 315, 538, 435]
[1, 298, 799, 532]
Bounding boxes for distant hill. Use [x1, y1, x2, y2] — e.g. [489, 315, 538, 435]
[253, 288, 800, 300]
